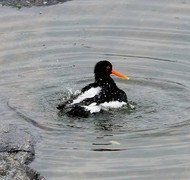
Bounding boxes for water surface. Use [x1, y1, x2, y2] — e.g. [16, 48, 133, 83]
[1, 0, 190, 179]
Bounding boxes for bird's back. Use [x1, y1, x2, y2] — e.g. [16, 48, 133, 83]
[57, 79, 127, 117]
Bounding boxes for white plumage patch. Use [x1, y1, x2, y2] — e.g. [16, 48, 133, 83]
[84, 103, 101, 113]
[70, 87, 127, 114]
[84, 101, 127, 114]
[100, 101, 127, 111]
[71, 87, 101, 105]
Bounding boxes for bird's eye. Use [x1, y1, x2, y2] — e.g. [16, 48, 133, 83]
[106, 66, 110, 70]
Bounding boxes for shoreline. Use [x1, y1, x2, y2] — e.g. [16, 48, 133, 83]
[0, 0, 71, 8]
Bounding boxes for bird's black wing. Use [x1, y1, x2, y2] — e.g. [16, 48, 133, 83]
[81, 82, 98, 93]
[79, 86, 128, 106]
[57, 82, 98, 110]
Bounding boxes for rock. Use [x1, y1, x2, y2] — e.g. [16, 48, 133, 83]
[0, 156, 45, 180]
[0, 0, 71, 8]
[0, 125, 35, 164]
[0, 125, 45, 179]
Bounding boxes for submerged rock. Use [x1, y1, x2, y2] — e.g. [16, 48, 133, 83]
[0, 156, 45, 180]
[0, 125, 45, 180]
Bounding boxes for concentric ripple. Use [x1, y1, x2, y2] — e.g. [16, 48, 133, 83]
[1, 1, 190, 179]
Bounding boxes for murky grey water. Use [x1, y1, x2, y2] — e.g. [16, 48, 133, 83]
[1, 0, 190, 179]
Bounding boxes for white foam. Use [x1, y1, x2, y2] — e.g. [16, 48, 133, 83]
[71, 87, 101, 105]
[64, 87, 81, 101]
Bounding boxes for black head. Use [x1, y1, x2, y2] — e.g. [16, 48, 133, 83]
[94, 60, 112, 79]
[94, 60, 129, 82]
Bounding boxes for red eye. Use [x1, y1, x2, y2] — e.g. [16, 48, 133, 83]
[106, 66, 110, 70]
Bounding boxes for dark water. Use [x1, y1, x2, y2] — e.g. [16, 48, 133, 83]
[1, 0, 190, 179]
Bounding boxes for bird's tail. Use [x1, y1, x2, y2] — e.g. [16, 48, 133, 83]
[66, 105, 90, 118]
[57, 103, 90, 118]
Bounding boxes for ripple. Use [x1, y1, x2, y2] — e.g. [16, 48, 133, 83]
[1, 1, 190, 179]
[92, 148, 126, 152]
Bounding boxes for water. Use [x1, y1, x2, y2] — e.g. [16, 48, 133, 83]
[1, 0, 190, 179]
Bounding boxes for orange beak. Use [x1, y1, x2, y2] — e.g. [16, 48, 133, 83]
[111, 69, 129, 80]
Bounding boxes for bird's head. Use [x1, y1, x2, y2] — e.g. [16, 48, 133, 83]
[94, 60, 129, 80]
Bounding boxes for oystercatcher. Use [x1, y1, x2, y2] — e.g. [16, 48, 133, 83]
[57, 60, 129, 117]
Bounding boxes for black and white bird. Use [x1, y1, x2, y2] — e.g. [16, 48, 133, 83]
[57, 60, 129, 117]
